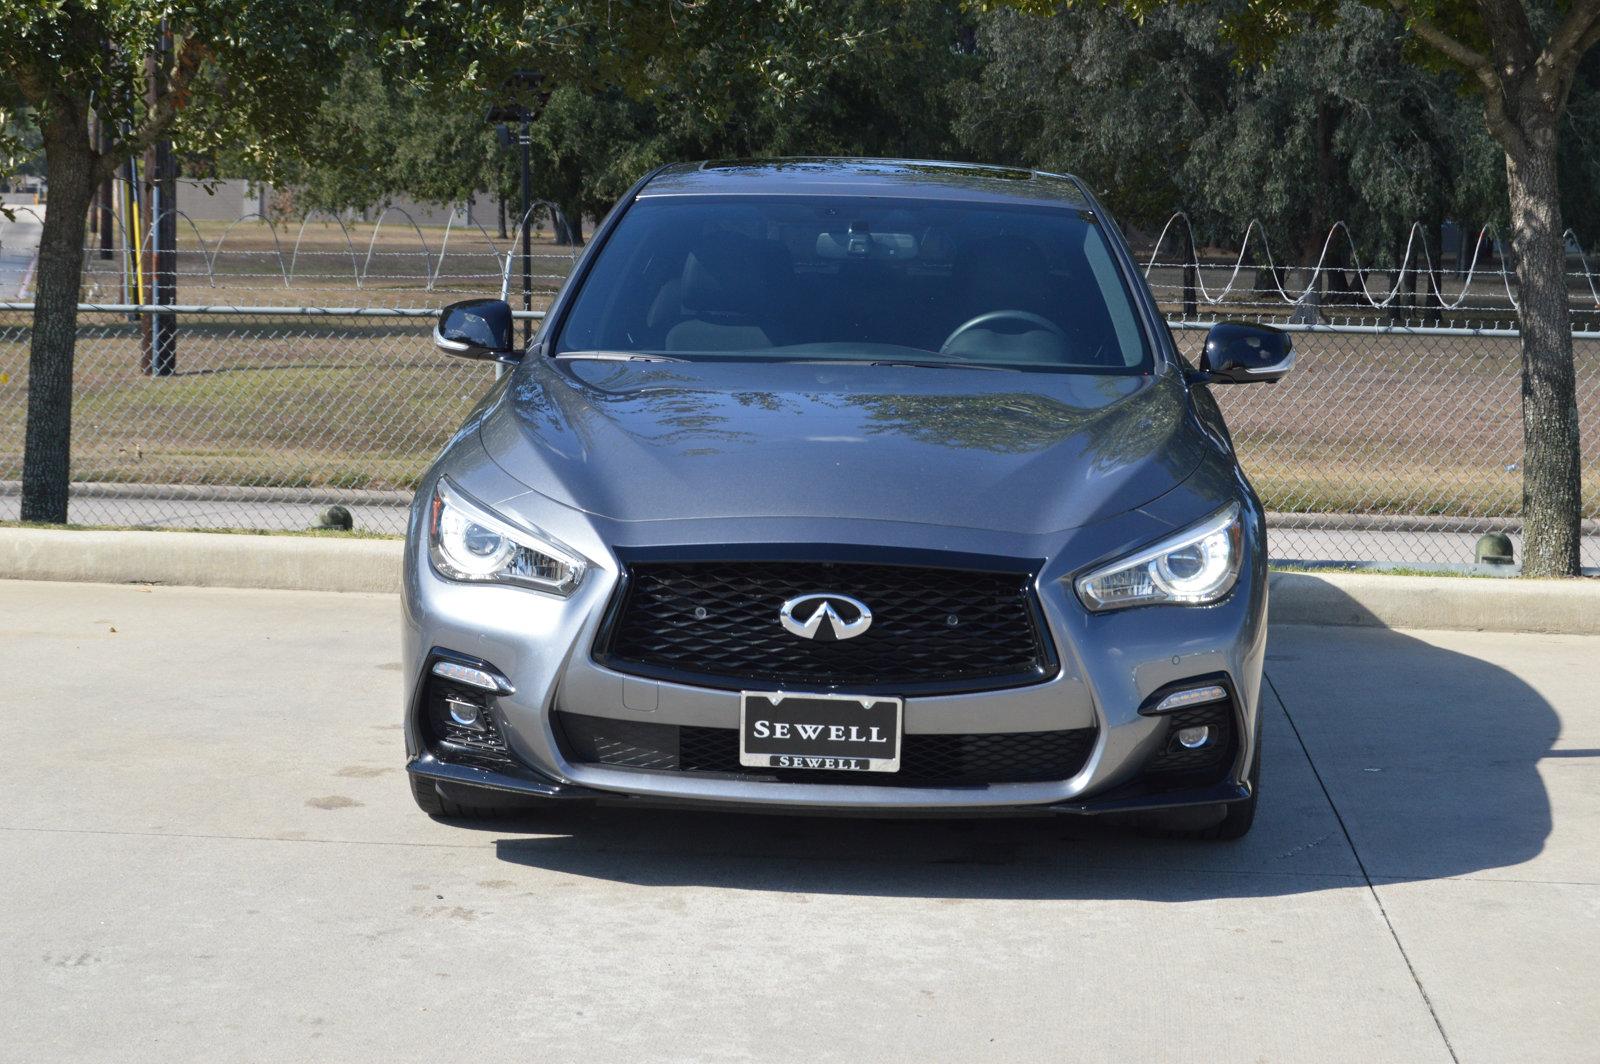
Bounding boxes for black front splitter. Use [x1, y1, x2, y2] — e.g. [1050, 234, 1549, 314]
[407, 753, 1250, 819]
[408, 752, 605, 801]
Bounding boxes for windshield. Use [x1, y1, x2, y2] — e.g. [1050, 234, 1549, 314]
[554, 195, 1153, 373]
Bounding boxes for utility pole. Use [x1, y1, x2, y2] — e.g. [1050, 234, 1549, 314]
[95, 113, 114, 261]
[140, 20, 177, 376]
[87, 112, 100, 244]
[519, 108, 532, 347]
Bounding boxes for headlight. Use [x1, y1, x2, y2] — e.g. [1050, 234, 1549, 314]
[428, 478, 586, 595]
[1075, 502, 1243, 611]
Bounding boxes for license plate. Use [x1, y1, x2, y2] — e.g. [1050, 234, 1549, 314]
[740, 692, 902, 773]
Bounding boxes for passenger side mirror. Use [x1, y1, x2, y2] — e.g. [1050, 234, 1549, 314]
[434, 298, 519, 363]
[1195, 321, 1294, 384]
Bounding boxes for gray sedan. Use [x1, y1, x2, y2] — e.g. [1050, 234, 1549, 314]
[403, 159, 1293, 838]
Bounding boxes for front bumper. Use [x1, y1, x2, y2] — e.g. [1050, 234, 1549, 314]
[406, 748, 1254, 818]
[402, 464, 1268, 815]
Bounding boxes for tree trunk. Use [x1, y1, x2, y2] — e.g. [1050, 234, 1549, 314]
[20, 106, 95, 524]
[555, 201, 584, 246]
[1505, 132, 1582, 576]
[1423, 218, 1443, 326]
[1324, 240, 1354, 304]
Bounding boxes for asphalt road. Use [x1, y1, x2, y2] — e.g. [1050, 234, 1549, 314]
[3, 580, 1597, 1062]
[0, 203, 43, 298]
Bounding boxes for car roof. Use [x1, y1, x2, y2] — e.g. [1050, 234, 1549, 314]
[637, 158, 1092, 210]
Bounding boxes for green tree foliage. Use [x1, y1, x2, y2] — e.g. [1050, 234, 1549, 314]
[7, 0, 1593, 572]
[235, 61, 506, 214]
[959, 1, 1509, 260]
[0, 108, 42, 180]
[2, 0, 395, 523]
[984, 0, 1599, 577]
[532, 0, 980, 232]
[205, 1, 977, 239]
[521, 87, 654, 242]
[0, 0, 898, 521]
[1558, 50, 1600, 248]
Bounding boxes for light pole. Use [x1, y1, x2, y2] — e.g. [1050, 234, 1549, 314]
[487, 71, 549, 347]
[140, 19, 177, 376]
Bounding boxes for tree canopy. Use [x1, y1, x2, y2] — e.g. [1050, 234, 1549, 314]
[977, 0, 1599, 575]
[0, 0, 929, 521]
[960, 1, 1600, 258]
[193, 0, 976, 238]
[139, 0, 1600, 267]
[2, 0, 1595, 573]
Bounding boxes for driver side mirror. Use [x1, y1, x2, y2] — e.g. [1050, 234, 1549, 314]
[1195, 321, 1294, 384]
[434, 298, 519, 363]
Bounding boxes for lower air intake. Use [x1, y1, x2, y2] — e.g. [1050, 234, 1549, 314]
[554, 711, 1095, 786]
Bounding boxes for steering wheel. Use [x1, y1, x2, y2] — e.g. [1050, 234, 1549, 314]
[940, 309, 1067, 355]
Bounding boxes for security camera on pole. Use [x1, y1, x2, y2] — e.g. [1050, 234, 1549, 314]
[487, 70, 550, 348]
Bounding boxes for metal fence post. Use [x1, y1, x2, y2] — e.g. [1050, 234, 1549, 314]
[520, 112, 532, 348]
[1182, 223, 1198, 319]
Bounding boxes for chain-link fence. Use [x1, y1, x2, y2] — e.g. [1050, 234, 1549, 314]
[1, 303, 1596, 568]
[1, 204, 581, 310]
[1172, 321, 1599, 566]
[10, 205, 1597, 322]
[1138, 214, 1600, 331]
[0, 305, 497, 533]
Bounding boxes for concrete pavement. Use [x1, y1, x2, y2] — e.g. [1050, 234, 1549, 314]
[0, 492, 410, 535]
[1, 580, 1595, 1062]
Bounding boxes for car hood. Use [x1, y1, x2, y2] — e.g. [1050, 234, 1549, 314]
[477, 358, 1207, 535]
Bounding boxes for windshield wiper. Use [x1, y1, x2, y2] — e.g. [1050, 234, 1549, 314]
[554, 351, 687, 363]
[868, 359, 1019, 373]
[768, 357, 1018, 373]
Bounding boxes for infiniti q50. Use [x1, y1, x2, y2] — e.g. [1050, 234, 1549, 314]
[403, 159, 1293, 839]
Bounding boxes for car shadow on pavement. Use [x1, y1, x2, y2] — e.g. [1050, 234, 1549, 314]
[489, 596, 1556, 900]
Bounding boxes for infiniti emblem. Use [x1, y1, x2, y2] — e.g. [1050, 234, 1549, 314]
[779, 593, 873, 642]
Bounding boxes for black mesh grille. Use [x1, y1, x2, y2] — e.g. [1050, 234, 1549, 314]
[598, 560, 1052, 693]
[1141, 703, 1237, 787]
[554, 711, 1095, 786]
[556, 714, 678, 769]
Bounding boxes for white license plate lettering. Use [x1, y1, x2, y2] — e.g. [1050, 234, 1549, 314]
[740, 692, 903, 773]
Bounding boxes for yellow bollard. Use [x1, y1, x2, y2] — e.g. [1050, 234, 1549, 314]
[130, 192, 144, 304]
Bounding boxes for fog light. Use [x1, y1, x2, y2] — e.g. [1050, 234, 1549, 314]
[1176, 725, 1211, 749]
[445, 695, 487, 732]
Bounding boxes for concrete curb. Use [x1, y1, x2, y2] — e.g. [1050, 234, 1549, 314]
[0, 528, 403, 594]
[15, 482, 1594, 535]
[0, 480, 413, 506]
[2, 527, 1597, 633]
[1267, 570, 1600, 635]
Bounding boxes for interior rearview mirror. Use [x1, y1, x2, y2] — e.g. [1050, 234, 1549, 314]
[434, 298, 518, 362]
[1196, 321, 1294, 384]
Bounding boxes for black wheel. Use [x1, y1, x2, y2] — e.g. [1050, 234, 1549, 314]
[409, 774, 540, 820]
[1143, 716, 1262, 841]
[1201, 759, 1259, 840]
